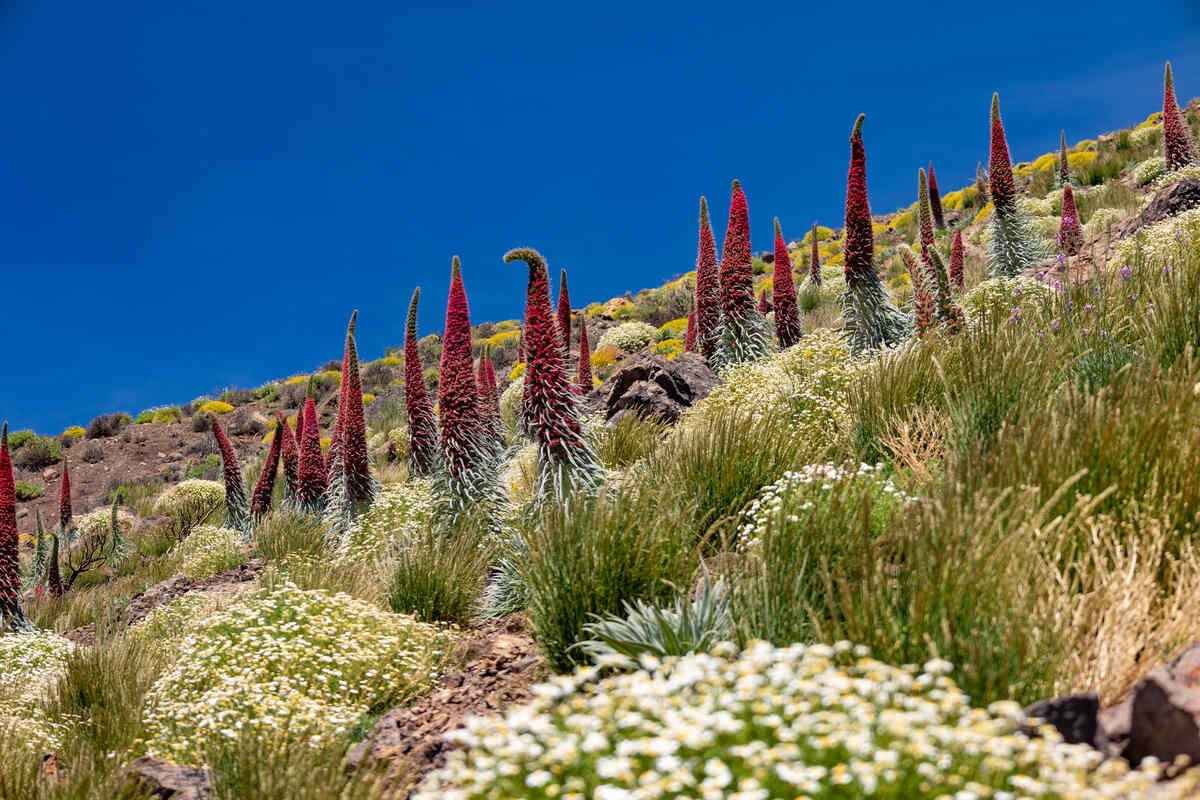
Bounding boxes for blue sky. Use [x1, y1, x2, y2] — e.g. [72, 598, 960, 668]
[1, 1, 1197, 432]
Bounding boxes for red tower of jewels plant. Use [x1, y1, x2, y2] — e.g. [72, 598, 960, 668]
[1058, 182, 1084, 257]
[716, 180, 771, 366]
[404, 288, 440, 477]
[277, 410, 299, 503]
[758, 290, 769, 315]
[771, 218, 802, 348]
[1, 424, 34, 632]
[694, 196, 721, 362]
[950, 230, 965, 289]
[989, 94, 1017, 217]
[1163, 62, 1199, 173]
[557, 268, 572, 361]
[1058, 130, 1071, 186]
[328, 310, 374, 514]
[809, 222, 822, 285]
[296, 396, 327, 512]
[578, 316, 594, 391]
[212, 418, 252, 534]
[902, 246, 936, 337]
[842, 115, 910, 352]
[504, 247, 603, 499]
[294, 405, 307, 463]
[251, 414, 284, 519]
[927, 163, 946, 230]
[476, 356, 503, 446]
[987, 93, 1045, 277]
[59, 460, 73, 533]
[683, 309, 697, 352]
[918, 168, 965, 332]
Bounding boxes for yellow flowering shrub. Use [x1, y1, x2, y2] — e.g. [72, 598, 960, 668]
[381, 356, 402, 367]
[486, 329, 521, 348]
[1067, 150, 1097, 168]
[284, 375, 309, 386]
[889, 209, 914, 229]
[198, 400, 234, 415]
[494, 319, 520, 331]
[799, 225, 835, 244]
[509, 361, 526, 380]
[362, 393, 375, 405]
[1031, 151, 1059, 171]
[658, 317, 688, 338]
[61, 426, 85, 439]
[654, 339, 684, 360]
[141, 583, 453, 765]
[975, 201, 995, 222]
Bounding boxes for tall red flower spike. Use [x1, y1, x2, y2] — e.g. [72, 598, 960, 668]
[404, 288, 440, 477]
[251, 415, 284, 519]
[476, 356, 503, 445]
[557, 268, 572, 360]
[758, 290, 770, 315]
[694, 196, 721, 361]
[1059, 130, 1070, 186]
[1163, 62, 1199, 172]
[842, 115, 910, 352]
[578, 316, 594, 390]
[902, 246, 936, 337]
[771, 218, 802, 348]
[59, 460, 73, 532]
[717, 180, 770, 365]
[683, 309, 697, 352]
[47, 528, 63, 598]
[332, 310, 373, 509]
[212, 418, 252, 534]
[505, 247, 602, 498]
[950, 230, 965, 289]
[809, 222, 821, 285]
[276, 410, 299, 501]
[928, 163, 946, 230]
[918, 168, 965, 332]
[989, 93, 1017, 216]
[1, 424, 34, 631]
[1058, 183, 1084, 256]
[296, 397, 327, 511]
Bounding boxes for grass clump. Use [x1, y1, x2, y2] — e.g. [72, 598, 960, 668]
[387, 523, 491, 625]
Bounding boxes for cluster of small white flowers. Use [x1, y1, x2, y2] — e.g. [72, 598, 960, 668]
[963, 276, 1053, 319]
[74, 505, 136, 538]
[0, 632, 74, 750]
[127, 593, 223, 654]
[1112, 207, 1200, 269]
[141, 582, 453, 765]
[337, 479, 435, 564]
[152, 479, 225, 519]
[597, 321, 661, 353]
[1132, 155, 1167, 186]
[1129, 123, 1161, 147]
[1155, 164, 1200, 186]
[679, 328, 857, 451]
[416, 640, 1200, 799]
[174, 524, 246, 578]
[736, 462, 913, 550]
[1021, 196, 1055, 218]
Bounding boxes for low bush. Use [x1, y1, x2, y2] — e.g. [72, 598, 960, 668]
[596, 320, 659, 352]
[85, 413, 131, 439]
[197, 400, 234, 415]
[387, 523, 491, 625]
[176, 524, 247, 578]
[13, 435, 63, 470]
[152, 479, 224, 540]
[14, 480, 43, 501]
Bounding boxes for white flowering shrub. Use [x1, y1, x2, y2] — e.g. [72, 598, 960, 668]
[417, 641, 1200, 799]
[75, 505, 136, 539]
[502, 442, 540, 504]
[1112, 207, 1200, 269]
[1158, 164, 1200, 185]
[153, 479, 225, 538]
[1133, 156, 1166, 186]
[0, 632, 73, 750]
[127, 593, 223, 654]
[597, 321, 660, 352]
[337, 480, 434, 563]
[141, 582, 453, 765]
[175, 524, 246, 578]
[679, 328, 856, 453]
[1021, 196, 1055, 218]
[963, 276, 1053, 321]
[1129, 123, 1161, 147]
[1084, 207, 1123, 238]
[737, 463, 913, 551]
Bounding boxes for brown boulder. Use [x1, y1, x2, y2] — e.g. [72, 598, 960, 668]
[1124, 666, 1200, 767]
[1115, 178, 1200, 238]
[125, 756, 209, 799]
[586, 352, 718, 424]
[1022, 692, 1100, 746]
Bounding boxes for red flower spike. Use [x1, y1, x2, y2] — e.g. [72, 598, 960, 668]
[1163, 62, 1199, 172]
[476, 356, 502, 443]
[437, 256, 484, 484]
[276, 410, 299, 500]
[683, 310, 697, 353]
[950, 230, 965, 289]
[771, 218, 802, 348]
[251, 416, 283, 519]
[212, 418, 252, 533]
[989, 93, 1018, 215]
[59, 461, 73, 532]
[719, 180, 755, 321]
[844, 115, 876, 288]
[557, 268, 572, 360]
[928, 163, 946, 230]
[809, 222, 821, 285]
[1059, 130, 1070, 185]
[294, 404, 307, 458]
[0, 423, 29, 627]
[296, 397, 327, 511]
[578, 316, 594, 390]
[1058, 183, 1084, 256]
[758, 290, 770, 315]
[404, 288, 440, 476]
[333, 311, 373, 507]
[694, 196, 720, 360]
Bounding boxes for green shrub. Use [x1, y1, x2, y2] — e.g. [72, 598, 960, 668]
[14, 480, 43, 501]
[6, 429, 37, 450]
[12, 436, 63, 471]
[596, 321, 659, 352]
[594, 413, 668, 469]
[135, 406, 182, 424]
[387, 524, 491, 625]
[152, 479, 224, 540]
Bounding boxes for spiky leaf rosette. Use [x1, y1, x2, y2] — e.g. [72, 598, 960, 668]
[1163, 62, 1199, 172]
[277, 411, 299, 503]
[809, 222, 822, 285]
[505, 247, 603, 500]
[404, 288, 441, 477]
[987, 95, 1046, 276]
[694, 196, 721, 361]
[950, 230, 965, 289]
[578, 317, 595, 390]
[59, 460, 73, 533]
[251, 415, 284, 520]
[928, 162, 946, 230]
[918, 168, 965, 330]
[212, 419, 252, 535]
[902, 246, 936, 336]
[557, 268, 572, 360]
[771, 218, 802, 348]
[1058, 183, 1084, 257]
[683, 310, 697, 352]
[714, 180, 771, 368]
[0, 424, 33, 632]
[1058, 130, 1071, 187]
[841, 115, 911, 352]
[296, 398, 328, 513]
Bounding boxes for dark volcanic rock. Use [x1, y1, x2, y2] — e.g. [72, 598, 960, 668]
[1115, 178, 1200, 238]
[1124, 666, 1200, 767]
[586, 352, 718, 424]
[1022, 692, 1100, 746]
